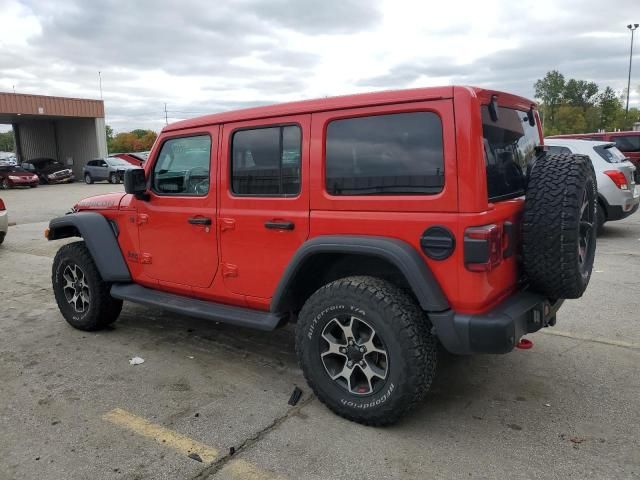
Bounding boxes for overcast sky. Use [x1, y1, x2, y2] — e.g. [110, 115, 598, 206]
[1, 0, 639, 133]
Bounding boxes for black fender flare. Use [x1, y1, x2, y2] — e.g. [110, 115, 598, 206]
[270, 235, 450, 314]
[48, 212, 131, 282]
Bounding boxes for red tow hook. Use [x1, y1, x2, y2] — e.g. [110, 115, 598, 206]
[516, 338, 533, 350]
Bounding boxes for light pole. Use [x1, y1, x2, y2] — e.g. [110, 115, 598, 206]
[626, 23, 639, 116]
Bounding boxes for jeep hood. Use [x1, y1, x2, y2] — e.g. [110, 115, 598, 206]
[75, 192, 127, 211]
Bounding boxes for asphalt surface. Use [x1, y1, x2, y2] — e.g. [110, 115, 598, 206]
[0, 183, 638, 480]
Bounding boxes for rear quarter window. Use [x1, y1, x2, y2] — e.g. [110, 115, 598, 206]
[325, 112, 444, 195]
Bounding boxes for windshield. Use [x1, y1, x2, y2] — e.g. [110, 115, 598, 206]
[0, 166, 29, 173]
[594, 144, 627, 164]
[107, 157, 130, 166]
[482, 106, 541, 201]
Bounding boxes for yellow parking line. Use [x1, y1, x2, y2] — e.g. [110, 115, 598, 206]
[218, 459, 286, 480]
[103, 408, 219, 463]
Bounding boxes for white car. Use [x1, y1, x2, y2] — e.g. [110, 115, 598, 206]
[0, 197, 7, 244]
[544, 138, 639, 231]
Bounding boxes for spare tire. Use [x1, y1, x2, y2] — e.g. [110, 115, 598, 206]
[522, 153, 597, 299]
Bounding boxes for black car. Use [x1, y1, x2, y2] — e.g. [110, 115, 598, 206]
[22, 158, 75, 184]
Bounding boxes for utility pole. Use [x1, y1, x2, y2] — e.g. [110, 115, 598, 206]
[164, 103, 168, 125]
[626, 23, 639, 116]
[98, 71, 103, 100]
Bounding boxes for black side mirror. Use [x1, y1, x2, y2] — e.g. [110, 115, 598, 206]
[124, 168, 149, 200]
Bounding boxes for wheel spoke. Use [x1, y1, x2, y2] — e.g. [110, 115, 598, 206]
[361, 332, 387, 356]
[321, 337, 347, 358]
[338, 317, 356, 341]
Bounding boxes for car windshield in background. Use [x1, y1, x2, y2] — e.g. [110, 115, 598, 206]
[0, 166, 28, 173]
[594, 144, 627, 163]
[482, 106, 541, 201]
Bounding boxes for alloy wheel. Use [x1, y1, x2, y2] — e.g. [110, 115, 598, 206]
[62, 264, 91, 313]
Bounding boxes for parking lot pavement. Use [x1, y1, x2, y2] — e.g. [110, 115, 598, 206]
[0, 186, 638, 480]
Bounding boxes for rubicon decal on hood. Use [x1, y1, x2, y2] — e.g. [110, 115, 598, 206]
[76, 193, 126, 210]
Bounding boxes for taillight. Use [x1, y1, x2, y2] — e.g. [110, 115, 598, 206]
[464, 224, 503, 272]
[603, 170, 628, 190]
[0, 199, 5, 211]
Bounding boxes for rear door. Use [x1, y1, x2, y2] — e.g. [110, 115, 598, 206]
[218, 115, 310, 299]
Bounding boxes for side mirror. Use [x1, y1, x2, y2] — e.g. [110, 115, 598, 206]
[124, 168, 149, 200]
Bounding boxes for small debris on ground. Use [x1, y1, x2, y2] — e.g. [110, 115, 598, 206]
[128, 357, 145, 366]
[288, 386, 303, 406]
[187, 355, 194, 359]
[188, 453, 203, 462]
[229, 446, 236, 456]
[194, 412, 200, 418]
[570, 437, 585, 444]
[544, 403, 551, 407]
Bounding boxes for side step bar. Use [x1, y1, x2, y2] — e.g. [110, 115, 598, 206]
[110, 283, 285, 331]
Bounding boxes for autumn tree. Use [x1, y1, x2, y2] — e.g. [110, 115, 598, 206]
[108, 129, 157, 153]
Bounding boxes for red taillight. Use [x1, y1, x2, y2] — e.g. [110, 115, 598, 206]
[464, 224, 503, 272]
[0, 198, 5, 211]
[603, 170, 628, 190]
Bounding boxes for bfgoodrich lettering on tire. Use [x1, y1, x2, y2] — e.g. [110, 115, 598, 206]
[52, 241, 123, 331]
[296, 276, 437, 426]
[523, 153, 597, 299]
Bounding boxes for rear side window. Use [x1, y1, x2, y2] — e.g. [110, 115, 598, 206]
[325, 112, 444, 195]
[547, 146, 572, 155]
[482, 106, 541, 201]
[613, 135, 640, 153]
[231, 125, 301, 196]
[152, 135, 211, 196]
[594, 145, 626, 163]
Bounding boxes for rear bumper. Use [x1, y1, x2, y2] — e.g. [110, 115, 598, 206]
[430, 292, 564, 355]
[604, 201, 639, 221]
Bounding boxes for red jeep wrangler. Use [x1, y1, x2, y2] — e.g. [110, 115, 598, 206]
[47, 87, 597, 425]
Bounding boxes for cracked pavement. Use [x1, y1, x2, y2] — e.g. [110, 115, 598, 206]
[0, 183, 638, 479]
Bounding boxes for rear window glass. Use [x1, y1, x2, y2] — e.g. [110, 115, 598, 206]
[613, 135, 640, 153]
[325, 112, 444, 195]
[482, 106, 541, 201]
[594, 145, 627, 163]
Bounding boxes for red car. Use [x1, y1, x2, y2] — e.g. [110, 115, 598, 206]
[548, 131, 640, 169]
[113, 152, 148, 167]
[0, 165, 39, 189]
[47, 86, 596, 425]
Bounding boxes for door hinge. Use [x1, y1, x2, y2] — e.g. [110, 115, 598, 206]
[137, 213, 149, 225]
[219, 218, 236, 232]
[222, 263, 238, 277]
[140, 253, 152, 264]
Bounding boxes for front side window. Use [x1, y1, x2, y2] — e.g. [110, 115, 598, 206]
[613, 135, 640, 153]
[231, 125, 301, 196]
[152, 135, 211, 196]
[482, 106, 541, 201]
[325, 112, 444, 195]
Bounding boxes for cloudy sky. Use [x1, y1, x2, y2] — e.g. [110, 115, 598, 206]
[1, 0, 639, 132]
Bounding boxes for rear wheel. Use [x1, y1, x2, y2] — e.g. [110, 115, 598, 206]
[108, 173, 118, 184]
[52, 241, 122, 331]
[84, 173, 93, 184]
[1, 178, 9, 189]
[523, 153, 597, 299]
[296, 276, 437, 426]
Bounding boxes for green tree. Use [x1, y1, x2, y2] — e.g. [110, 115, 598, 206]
[0, 131, 15, 152]
[563, 79, 598, 110]
[598, 87, 622, 131]
[534, 70, 565, 131]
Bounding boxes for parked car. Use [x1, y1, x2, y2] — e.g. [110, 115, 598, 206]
[113, 152, 148, 167]
[0, 197, 7, 244]
[47, 86, 597, 426]
[547, 131, 640, 169]
[0, 156, 17, 166]
[0, 165, 40, 189]
[22, 158, 74, 184]
[83, 157, 138, 184]
[545, 139, 639, 232]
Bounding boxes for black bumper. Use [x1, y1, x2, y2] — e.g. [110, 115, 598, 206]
[430, 292, 564, 355]
[604, 202, 639, 221]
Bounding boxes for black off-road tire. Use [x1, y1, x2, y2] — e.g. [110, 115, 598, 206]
[523, 153, 597, 299]
[596, 202, 606, 235]
[0, 232, 5, 245]
[52, 241, 123, 331]
[296, 276, 437, 426]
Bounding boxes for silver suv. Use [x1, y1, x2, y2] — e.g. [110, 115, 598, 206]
[83, 157, 137, 184]
[545, 139, 639, 232]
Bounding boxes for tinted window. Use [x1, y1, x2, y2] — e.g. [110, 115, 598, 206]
[482, 106, 541, 200]
[231, 125, 301, 196]
[613, 135, 640, 153]
[152, 135, 211, 196]
[594, 145, 626, 163]
[325, 112, 444, 195]
[547, 146, 572, 155]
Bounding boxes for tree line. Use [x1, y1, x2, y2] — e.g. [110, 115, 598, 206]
[106, 126, 157, 154]
[0, 131, 15, 152]
[534, 70, 639, 136]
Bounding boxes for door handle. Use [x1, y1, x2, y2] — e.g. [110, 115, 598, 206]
[188, 217, 212, 225]
[264, 220, 295, 230]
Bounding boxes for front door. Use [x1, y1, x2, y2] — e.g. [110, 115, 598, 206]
[218, 115, 310, 298]
[136, 127, 219, 289]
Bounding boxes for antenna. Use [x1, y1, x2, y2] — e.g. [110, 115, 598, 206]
[98, 71, 103, 100]
[164, 103, 168, 125]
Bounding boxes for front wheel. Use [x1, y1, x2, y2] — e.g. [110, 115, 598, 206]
[108, 173, 118, 184]
[1, 178, 10, 189]
[84, 173, 93, 184]
[296, 276, 437, 426]
[52, 241, 123, 331]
